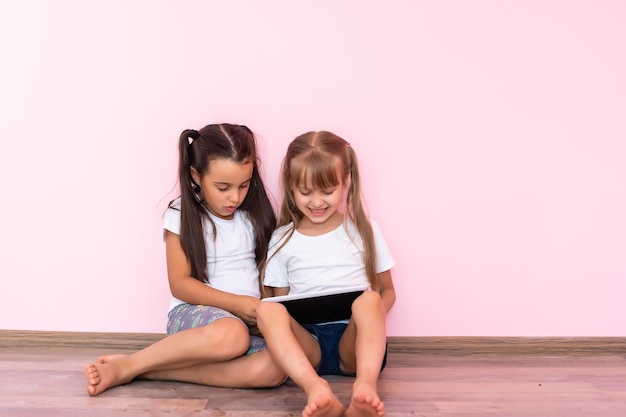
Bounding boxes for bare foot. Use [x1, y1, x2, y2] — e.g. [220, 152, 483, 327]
[345, 381, 385, 417]
[83, 357, 133, 396]
[302, 380, 345, 417]
[95, 353, 127, 364]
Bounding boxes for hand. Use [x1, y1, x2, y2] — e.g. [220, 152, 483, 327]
[232, 295, 262, 328]
[248, 324, 262, 337]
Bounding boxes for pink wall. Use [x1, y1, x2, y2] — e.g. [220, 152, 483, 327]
[1, 1, 624, 336]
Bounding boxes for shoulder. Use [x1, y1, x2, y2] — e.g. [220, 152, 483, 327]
[342, 217, 387, 244]
[272, 222, 294, 238]
[350, 216, 382, 232]
[366, 218, 388, 241]
[369, 218, 383, 233]
[163, 197, 182, 232]
[168, 197, 182, 211]
[343, 217, 381, 233]
[268, 223, 295, 251]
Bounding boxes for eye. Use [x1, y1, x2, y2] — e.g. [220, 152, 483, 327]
[323, 188, 335, 195]
[240, 182, 250, 189]
[217, 186, 229, 192]
[298, 189, 311, 196]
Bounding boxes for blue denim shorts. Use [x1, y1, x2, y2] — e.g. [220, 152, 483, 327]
[302, 322, 388, 376]
[167, 303, 267, 355]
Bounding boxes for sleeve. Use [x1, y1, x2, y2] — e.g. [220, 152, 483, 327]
[372, 219, 395, 273]
[262, 227, 292, 288]
[163, 206, 182, 235]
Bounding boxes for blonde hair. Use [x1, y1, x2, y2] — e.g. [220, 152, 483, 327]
[276, 131, 379, 290]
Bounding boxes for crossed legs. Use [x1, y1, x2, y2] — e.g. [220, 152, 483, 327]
[83, 318, 285, 395]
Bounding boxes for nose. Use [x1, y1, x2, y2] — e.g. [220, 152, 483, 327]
[228, 188, 242, 204]
[311, 193, 324, 207]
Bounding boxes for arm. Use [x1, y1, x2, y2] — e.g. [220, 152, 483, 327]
[262, 285, 290, 298]
[377, 269, 396, 313]
[262, 286, 275, 298]
[165, 230, 260, 325]
[268, 286, 290, 297]
[262, 286, 290, 298]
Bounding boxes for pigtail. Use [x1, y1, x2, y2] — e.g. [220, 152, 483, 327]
[344, 145, 379, 291]
[277, 154, 301, 227]
[239, 161, 277, 282]
[176, 129, 209, 283]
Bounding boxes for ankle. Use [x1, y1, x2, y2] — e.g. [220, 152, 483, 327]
[301, 372, 328, 394]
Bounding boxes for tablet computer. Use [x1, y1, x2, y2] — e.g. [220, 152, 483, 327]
[262, 285, 368, 324]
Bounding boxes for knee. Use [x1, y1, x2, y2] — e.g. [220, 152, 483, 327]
[263, 366, 288, 388]
[248, 351, 288, 388]
[256, 302, 289, 334]
[352, 290, 385, 313]
[202, 319, 250, 359]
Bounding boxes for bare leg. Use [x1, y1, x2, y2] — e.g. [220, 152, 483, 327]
[340, 291, 387, 417]
[257, 302, 345, 417]
[90, 350, 286, 388]
[83, 318, 249, 396]
[148, 350, 286, 388]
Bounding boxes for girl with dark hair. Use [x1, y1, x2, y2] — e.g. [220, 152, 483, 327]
[84, 123, 285, 395]
[256, 131, 396, 417]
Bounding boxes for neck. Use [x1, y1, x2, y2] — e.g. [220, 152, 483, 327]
[297, 211, 343, 236]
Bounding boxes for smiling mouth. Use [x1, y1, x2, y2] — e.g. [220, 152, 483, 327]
[309, 208, 327, 215]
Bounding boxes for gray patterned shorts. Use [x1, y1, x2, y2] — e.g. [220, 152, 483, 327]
[166, 303, 267, 355]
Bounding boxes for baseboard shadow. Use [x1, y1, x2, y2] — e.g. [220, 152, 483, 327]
[1, 330, 625, 356]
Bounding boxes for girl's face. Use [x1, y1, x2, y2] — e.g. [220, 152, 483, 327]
[291, 160, 345, 231]
[192, 158, 253, 220]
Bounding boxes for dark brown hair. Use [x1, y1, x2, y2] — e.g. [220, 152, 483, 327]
[171, 123, 276, 284]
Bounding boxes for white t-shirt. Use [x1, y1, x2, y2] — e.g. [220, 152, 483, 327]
[264, 218, 395, 295]
[164, 200, 260, 312]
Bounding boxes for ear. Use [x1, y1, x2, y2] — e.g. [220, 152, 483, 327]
[190, 167, 201, 185]
[345, 173, 352, 188]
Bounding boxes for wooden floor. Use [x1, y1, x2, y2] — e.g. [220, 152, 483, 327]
[1, 331, 626, 416]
